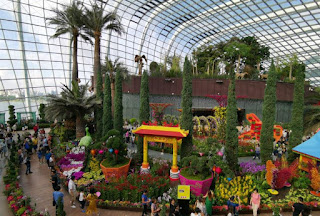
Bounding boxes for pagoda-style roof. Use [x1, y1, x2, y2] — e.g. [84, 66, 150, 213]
[293, 131, 320, 161]
[132, 125, 189, 139]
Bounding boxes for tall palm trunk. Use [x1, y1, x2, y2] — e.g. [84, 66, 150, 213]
[72, 33, 79, 83]
[289, 63, 292, 80]
[93, 32, 101, 93]
[236, 55, 241, 73]
[76, 115, 85, 138]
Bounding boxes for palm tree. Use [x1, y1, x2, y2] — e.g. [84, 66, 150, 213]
[83, 0, 124, 94]
[45, 82, 100, 138]
[47, 1, 91, 85]
[102, 57, 129, 114]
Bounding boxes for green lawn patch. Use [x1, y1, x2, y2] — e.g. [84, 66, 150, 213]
[101, 157, 130, 168]
[180, 168, 211, 181]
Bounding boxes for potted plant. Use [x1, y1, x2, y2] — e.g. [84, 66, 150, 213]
[179, 139, 232, 196]
[100, 129, 130, 180]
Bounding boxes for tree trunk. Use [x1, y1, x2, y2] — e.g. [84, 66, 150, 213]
[139, 63, 142, 76]
[76, 115, 85, 138]
[236, 55, 241, 74]
[72, 35, 78, 84]
[257, 61, 261, 72]
[289, 63, 292, 80]
[212, 61, 215, 75]
[93, 33, 101, 94]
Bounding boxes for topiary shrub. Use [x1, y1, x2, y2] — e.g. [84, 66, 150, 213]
[105, 129, 127, 166]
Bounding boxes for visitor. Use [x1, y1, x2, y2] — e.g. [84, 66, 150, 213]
[250, 188, 261, 216]
[253, 144, 260, 160]
[282, 129, 287, 141]
[142, 190, 151, 216]
[52, 186, 64, 215]
[40, 144, 46, 164]
[25, 156, 32, 175]
[190, 207, 204, 216]
[24, 137, 31, 154]
[37, 145, 43, 163]
[292, 197, 305, 216]
[195, 197, 206, 215]
[161, 142, 165, 155]
[43, 136, 49, 150]
[204, 190, 214, 216]
[6, 133, 13, 150]
[86, 188, 98, 216]
[282, 144, 287, 158]
[169, 198, 178, 216]
[125, 130, 130, 144]
[51, 170, 59, 190]
[277, 145, 283, 160]
[7, 124, 11, 134]
[33, 123, 39, 135]
[32, 135, 38, 153]
[0, 134, 7, 158]
[12, 123, 17, 133]
[68, 175, 77, 208]
[48, 154, 55, 170]
[131, 132, 135, 147]
[151, 197, 161, 216]
[45, 150, 52, 168]
[79, 188, 86, 213]
[227, 195, 241, 216]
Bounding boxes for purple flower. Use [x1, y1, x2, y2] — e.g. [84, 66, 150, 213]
[239, 162, 265, 174]
[73, 171, 84, 180]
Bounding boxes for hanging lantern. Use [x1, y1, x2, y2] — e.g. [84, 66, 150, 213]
[114, 149, 119, 155]
[215, 167, 222, 174]
[227, 177, 232, 181]
[91, 149, 96, 156]
[109, 148, 113, 153]
[99, 150, 104, 154]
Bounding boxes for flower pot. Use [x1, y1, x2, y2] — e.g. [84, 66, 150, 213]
[179, 169, 213, 196]
[100, 159, 131, 180]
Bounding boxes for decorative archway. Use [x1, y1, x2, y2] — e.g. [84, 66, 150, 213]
[133, 123, 189, 181]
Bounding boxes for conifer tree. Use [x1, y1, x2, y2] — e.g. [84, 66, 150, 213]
[95, 64, 103, 138]
[114, 68, 123, 134]
[260, 60, 277, 163]
[137, 71, 150, 162]
[180, 57, 193, 159]
[288, 64, 305, 162]
[225, 69, 239, 172]
[103, 73, 113, 136]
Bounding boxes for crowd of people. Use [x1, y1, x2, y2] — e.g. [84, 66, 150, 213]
[1, 122, 316, 216]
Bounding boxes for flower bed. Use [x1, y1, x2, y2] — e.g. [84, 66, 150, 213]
[91, 173, 170, 203]
[57, 147, 85, 178]
[240, 162, 266, 174]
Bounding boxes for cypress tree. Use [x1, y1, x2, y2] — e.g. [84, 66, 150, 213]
[225, 69, 239, 172]
[137, 71, 150, 163]
[102, 73, 113, 136]
[180, 57, 193, 159]
[288, 64, 305, 162]
[114, 68, 123, 134]
[95, 66, 103, 138]
[260, 60, 277, 163]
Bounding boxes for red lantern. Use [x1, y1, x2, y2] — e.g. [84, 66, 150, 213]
[91, 149, 96, 156]
[114, 149, 119, 155]
[215, 167, 222, 174]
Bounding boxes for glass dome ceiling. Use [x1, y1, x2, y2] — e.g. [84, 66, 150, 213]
[1, 0, 320, 117]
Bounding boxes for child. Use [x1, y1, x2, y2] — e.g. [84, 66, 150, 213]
[45, 150, 52, 168]
[79, 188, 86, 213]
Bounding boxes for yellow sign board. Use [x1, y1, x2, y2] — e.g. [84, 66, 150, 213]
[177, 185, 190, 200]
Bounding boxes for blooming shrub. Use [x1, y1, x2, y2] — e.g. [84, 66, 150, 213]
[240, 162, 265, 174]
[92, 173, 170, 203]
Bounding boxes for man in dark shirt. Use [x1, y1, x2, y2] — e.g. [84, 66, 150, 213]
[51, 170, 59, 190]
[292, 197, 304, 216]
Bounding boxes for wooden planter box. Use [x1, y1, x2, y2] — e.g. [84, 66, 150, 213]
[179, 169, 213, 196]
[100, 159, 131, 180]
